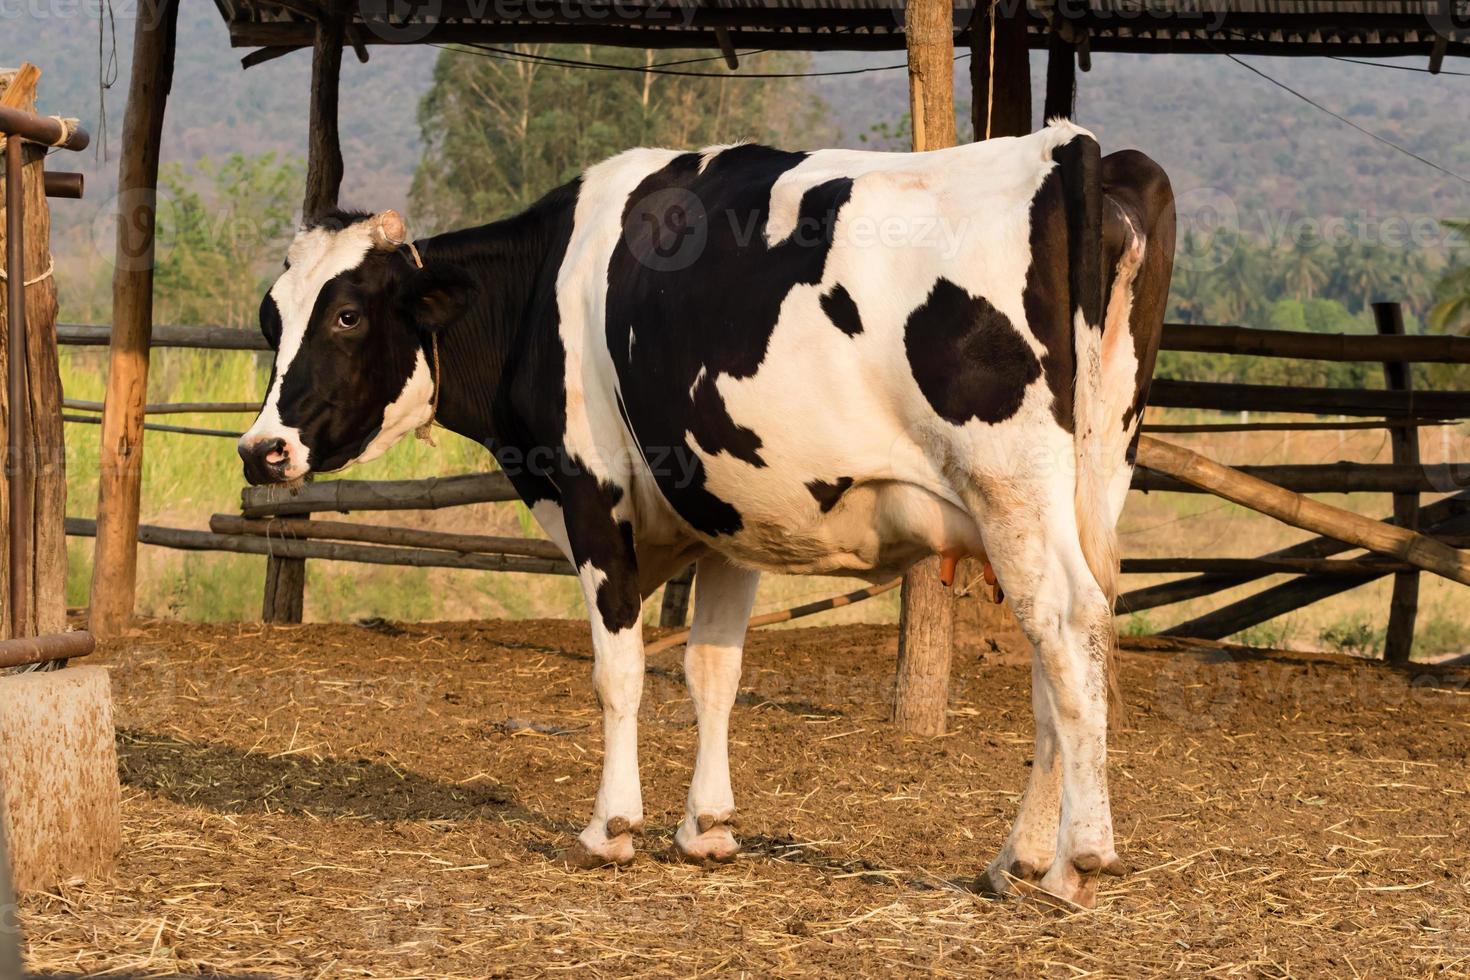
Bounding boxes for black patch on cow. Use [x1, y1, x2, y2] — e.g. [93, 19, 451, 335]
[904, 278, 1040, 426]
[604, 145, 853, 536]
[1053, 134, 1104, 332]
[559, 461, 642, 632]
[1022, 171, 1075, 432]
[689, 373, 765, 466]
[806, 476, 854, 513]
[305, 207, 374, 232]
[259, 292, 282, 350]
[820, 284, 863, 337]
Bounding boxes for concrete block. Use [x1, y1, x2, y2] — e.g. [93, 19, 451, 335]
[0, 666, 120, 892]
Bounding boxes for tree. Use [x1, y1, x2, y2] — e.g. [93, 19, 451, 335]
[1429, 219, 1470, 335]
[410, 45, 833, 231]
[154, 153, 303, 330]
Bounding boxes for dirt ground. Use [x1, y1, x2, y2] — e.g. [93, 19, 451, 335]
[16, 618, 1470, 977]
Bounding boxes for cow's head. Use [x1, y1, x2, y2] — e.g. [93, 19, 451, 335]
[238, 210, 473, 486]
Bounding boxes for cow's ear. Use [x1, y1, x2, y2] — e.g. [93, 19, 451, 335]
[399, 265, 475, 334]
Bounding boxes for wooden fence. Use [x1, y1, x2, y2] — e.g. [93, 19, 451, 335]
[58, 307, 1470, 658]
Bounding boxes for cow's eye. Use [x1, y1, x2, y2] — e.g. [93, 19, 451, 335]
[336, 309, 361, 329]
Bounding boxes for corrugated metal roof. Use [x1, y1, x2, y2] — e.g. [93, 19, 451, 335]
[213, 0, 1470, 62]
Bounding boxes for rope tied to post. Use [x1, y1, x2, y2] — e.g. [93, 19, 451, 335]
[0, 254, 52, 286]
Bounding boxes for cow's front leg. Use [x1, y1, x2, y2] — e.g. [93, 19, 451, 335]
[561, 490, 647, 869]
[673, 556, 759, 865]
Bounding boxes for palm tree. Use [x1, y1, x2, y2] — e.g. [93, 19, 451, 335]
[1281, 242, 1330, 301]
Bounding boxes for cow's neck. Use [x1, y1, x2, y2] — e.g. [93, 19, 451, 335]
[415, 180, 579, 446]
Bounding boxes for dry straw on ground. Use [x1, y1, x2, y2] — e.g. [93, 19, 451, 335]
[17, 619, 1470, 977]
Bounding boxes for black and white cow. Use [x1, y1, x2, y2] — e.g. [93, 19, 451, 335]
[240, 121, 1174, 907]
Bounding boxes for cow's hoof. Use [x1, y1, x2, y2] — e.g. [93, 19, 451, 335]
[564, 817, 641, 869]
[978, 854, 1048, 899]
[673, 811, 740, 867]
[1033, 851, 1125, 909]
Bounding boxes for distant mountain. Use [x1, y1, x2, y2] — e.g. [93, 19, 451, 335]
[6, 9, 1469, 275]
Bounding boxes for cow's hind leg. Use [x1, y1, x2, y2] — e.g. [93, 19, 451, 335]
[981, 657, 1061, 896]
[981, 502, 1121, 908]
[674, 555, 760, 865]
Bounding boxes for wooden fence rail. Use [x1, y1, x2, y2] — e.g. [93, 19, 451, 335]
[1160, 322, 1470, 362]
[57, 320, 1470, 364]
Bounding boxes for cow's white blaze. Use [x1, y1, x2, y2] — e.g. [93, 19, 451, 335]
[239, 220, 379, 477]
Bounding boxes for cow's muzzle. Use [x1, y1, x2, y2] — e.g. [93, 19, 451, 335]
[239, 436, 293, 486]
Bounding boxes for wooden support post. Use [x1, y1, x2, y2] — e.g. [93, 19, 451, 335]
[1, 66, 68, 641]
[896, 0, 958, 736]
[659, 564, 694, 628]
[89, 0, 179, 639]
[1374, 301, 1420, 663]
[1043, 29, 1076, 121]
[261, 512, 307, 623]
[304, 1, 346, 218]
[969, 1, 1032, 139]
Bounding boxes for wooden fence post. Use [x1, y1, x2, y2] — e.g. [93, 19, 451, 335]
[894, 0, 958, 737]
[658, 564, 694, 628]
[1374, 301, 1420, 663]
[89, 0, 179, 639]
[261, 512, 307, 623]
[1, 66, 69, 641]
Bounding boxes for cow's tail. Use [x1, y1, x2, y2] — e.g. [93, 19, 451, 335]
[1050, 120, 1128, 716]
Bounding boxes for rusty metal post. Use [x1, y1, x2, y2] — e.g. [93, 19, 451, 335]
[6, 133, 29, 640]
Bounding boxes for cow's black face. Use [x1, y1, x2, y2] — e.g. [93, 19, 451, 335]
[238, 211, 472, 486]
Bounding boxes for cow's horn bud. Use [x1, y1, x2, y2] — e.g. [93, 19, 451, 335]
[369, 209, 409, 250]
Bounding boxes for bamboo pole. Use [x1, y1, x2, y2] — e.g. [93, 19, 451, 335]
[1134, 436, 1470, 586]
[89, 0, 179, 638]
[895, 0, 958, 737]
[1374, 302, 1421, 663]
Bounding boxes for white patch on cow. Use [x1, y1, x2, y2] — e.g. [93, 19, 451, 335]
[675, 555, 759, 862]
[343, 348, 435, 468]
[697, 143, 743, 174]
[574, 560, 646, 863]
[688, 365, 706, 400]
[240, 219, 380, 475]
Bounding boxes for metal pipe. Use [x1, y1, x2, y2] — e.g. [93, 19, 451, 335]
[0, 105, 90, 152]
[0, 629, 95, 670]
[0, 776, 23, 980]
[6, 134, 28, 640]
[42, 171, 82, 199]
